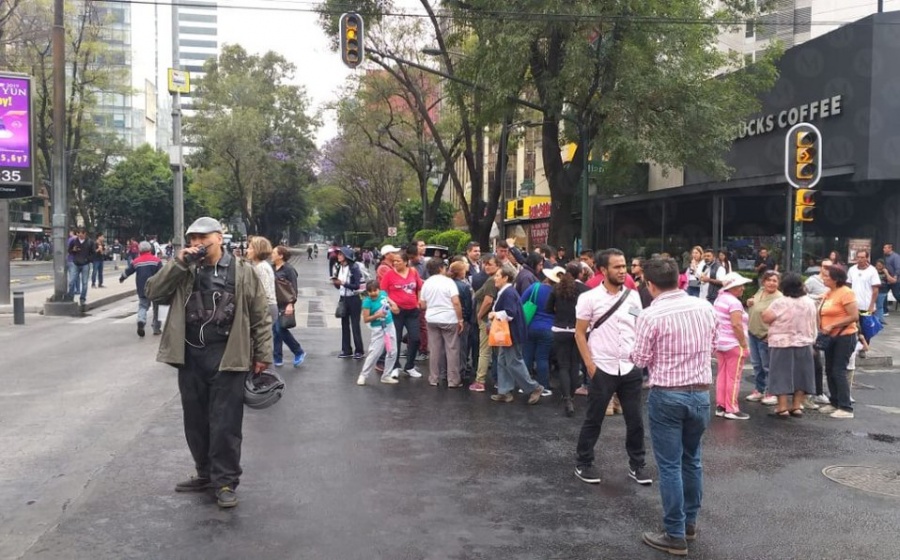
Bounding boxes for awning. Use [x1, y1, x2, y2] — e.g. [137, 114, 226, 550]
[9, 227, 44, 233]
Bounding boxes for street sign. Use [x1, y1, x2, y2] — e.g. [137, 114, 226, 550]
[167, 69, 191, 94]
[387, 226, 397, 237]
[0, 73, 35, 199]
[784, 122, 822, 189]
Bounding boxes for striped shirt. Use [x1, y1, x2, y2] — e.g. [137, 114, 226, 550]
[631, 289, 718, 387]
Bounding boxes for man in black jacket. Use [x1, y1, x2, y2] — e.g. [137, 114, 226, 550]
[67, 228, 94, 306]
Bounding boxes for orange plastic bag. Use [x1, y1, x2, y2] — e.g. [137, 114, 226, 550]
[488, 317, 513, 347]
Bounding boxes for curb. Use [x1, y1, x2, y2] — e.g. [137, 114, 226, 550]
[0, 288, 137, 316]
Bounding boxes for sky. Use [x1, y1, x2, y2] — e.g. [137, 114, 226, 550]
[216, 0, 426, 147]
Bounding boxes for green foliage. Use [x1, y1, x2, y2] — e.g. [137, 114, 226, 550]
[413, 229, 442, 244]
[401, 200, 455, 235]
[446, 0, 780, 247]
[429, 230, 472, 255]
[186, 44, 319, 237]
[92, 145, 208, 240]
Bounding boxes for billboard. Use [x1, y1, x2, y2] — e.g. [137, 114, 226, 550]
[0, 74, 34, 199]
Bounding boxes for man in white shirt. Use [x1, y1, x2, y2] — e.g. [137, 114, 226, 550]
[573, 249, 650, 487]
[848, 250, 879, 314]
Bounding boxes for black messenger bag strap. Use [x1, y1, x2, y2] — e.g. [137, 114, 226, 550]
[591, 288, 632, 333]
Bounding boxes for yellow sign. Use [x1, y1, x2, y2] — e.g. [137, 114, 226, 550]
[506, 196, 551, 221]
[167, 69, 190, 94]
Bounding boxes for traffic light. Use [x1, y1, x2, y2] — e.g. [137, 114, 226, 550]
[794, 188, 815, 223]
[340, 13, 364, 69]
[785, 123, 822, 189]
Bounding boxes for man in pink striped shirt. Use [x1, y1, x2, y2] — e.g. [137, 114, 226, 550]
[631, 257, 717, 557]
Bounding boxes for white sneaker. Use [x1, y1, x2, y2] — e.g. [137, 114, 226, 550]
[389, 368, 402, 379]
[380, 375, 399, 384]
[830, 409, 854, 419]
[745, 391, 764, 402]
[356, 374, 366, 386]
[814, 394, 831, 404]
[405, 367, 423, 378]
[761, 394, 778, 406]
[804, 397, 820, 410]
[850, 395, 856, 404]
[818, 405, 837, 414]
[541, 389, 553, 397]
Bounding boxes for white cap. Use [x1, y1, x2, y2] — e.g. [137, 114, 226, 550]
[380, 244, 401, 254]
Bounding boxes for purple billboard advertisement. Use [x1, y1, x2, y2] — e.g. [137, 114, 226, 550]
[0, 74, 34, 198]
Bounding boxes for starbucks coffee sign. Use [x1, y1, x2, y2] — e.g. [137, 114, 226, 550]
[737, 95, 843, 139]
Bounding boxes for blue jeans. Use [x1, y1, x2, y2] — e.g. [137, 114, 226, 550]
[273, 310, 303, 362]
[496, 343, 540, 395]
[876, 293, 887, 324]
[91, 260, 104, 287]
[647, 389, 710, 540]
[67, 263, 89, 303]
[522, 327, 552, 389]
[137, 297, 161, 332]
[748, 333, 770, 393]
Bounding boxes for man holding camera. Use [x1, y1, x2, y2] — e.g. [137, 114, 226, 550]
[145, 217, 272, 509]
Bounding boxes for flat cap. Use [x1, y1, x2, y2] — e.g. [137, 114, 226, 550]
[185, 216, 223, 235]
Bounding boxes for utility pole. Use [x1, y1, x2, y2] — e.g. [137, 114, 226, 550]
[45, 0, 78, 315]
[170, 4, 184, 253]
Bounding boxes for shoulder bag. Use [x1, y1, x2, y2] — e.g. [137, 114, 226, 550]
[275, 276, 297, 305]
[522, 283, 541, 325]
[590, 288, 632, 334]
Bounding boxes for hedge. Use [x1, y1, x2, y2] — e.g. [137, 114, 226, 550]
[431, 230, 471, 254]
[412, 229, 442, 243]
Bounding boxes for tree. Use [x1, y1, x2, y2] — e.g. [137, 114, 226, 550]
[399, 199, 455, 235]
[6, 0, 132, 231]
[320, 3, 506, 247]
[92, 145, 207, 241]
[186, 44, 319, 237]
[449, 0, 779, 247]
[318, 135, 412, 242]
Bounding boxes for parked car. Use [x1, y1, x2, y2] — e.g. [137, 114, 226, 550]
[423, 244, 450, 263]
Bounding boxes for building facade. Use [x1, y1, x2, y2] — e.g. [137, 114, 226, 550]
[596, 11, 900, 270]
[174, 0, 219, 113]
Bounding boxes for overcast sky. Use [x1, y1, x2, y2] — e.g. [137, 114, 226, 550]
[217, 0, 425, 147]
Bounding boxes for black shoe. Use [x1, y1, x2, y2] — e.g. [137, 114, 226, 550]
[686, 523, 697, 542]
[629, 465, 653, 485]
[174, 476, 211, 493]
[574, 464, 601, 484]
[137, 321, 145, 337]
[564, 398, 575, 417]
[352, 352, 365, 360]
[215, 486, 238, 508]
[642, 531, 688, 556]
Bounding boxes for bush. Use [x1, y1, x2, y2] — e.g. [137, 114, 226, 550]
[431, 230, 470, 255]
[412, 229, 442, 244]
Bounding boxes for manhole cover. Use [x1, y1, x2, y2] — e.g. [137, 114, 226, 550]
[822, 465, 900, 498]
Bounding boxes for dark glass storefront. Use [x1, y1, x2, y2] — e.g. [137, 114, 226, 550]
[594, 12, 900, 270]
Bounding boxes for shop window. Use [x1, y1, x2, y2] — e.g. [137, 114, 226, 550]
[745, 20, 754, 38]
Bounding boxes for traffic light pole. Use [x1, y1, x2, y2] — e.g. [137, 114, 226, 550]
[784, 184, 794, 272]
[784, 122, 822, 273]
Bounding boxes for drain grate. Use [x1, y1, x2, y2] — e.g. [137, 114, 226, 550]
[822, 465, 900, 498]
[309, 301, 323, 313]
[307, 316, 326, 327]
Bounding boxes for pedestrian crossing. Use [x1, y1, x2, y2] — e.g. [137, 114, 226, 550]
[68, 295, 343, 329]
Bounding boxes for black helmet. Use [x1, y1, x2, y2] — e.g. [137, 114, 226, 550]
[244, 369, 285, 409]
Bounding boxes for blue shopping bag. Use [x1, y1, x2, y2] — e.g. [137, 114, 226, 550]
[860, 314, 883, 342]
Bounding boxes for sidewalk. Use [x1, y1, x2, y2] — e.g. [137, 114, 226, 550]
[0, 275, 136, 315]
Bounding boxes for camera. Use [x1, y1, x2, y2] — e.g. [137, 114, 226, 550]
[184, 244, 207, 264]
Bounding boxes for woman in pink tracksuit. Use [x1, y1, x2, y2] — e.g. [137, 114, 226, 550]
[714, 273, 752, 420]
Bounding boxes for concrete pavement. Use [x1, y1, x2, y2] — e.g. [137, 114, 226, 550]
[1, 258, 899, 559]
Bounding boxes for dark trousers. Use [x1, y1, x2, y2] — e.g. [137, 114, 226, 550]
[553, 331, 582, 398]
[91, 259, 104, 286]
[576, 367, 645, 469]
[178, 343, 245, 489]
[393, 307, 420, 370]
[824, 334, 855, 411]
[340, 295, 364, 354]
[813, 347, 824, 396]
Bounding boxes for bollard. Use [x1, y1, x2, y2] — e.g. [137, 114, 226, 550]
[13, 291, 25, 325]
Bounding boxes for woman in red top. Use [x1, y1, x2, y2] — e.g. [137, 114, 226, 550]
[380, 252, 424, 378]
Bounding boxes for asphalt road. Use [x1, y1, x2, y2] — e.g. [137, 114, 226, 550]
[1, 258, 899, 560]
